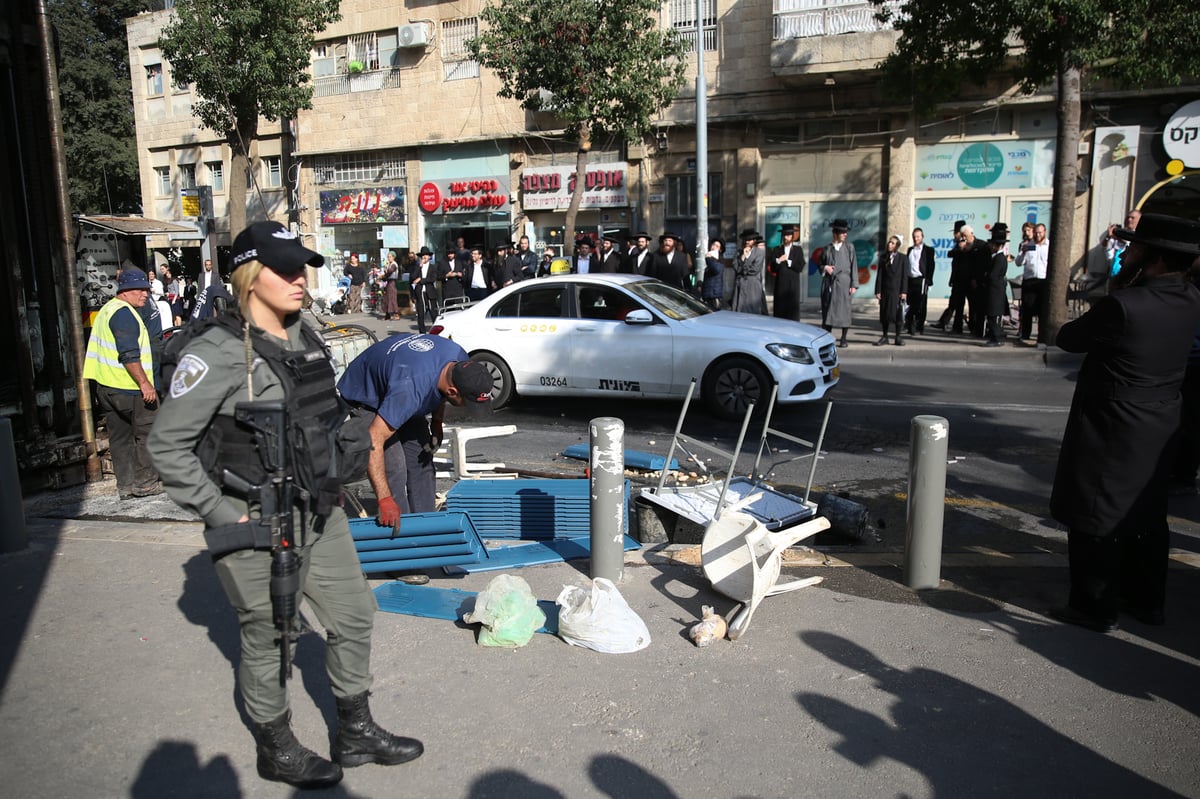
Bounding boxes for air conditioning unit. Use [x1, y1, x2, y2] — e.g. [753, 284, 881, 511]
[397, 23, 430, 48]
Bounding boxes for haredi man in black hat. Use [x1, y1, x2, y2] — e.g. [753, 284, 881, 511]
[1048, 213, 1200, 633]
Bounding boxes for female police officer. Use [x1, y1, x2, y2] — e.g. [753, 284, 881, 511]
[148, 222, 421, 790]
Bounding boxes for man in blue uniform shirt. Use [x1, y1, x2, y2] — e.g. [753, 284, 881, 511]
[338, 334, 493, 530]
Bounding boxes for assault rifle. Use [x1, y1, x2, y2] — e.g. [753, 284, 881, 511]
[224, 400, 301, 687]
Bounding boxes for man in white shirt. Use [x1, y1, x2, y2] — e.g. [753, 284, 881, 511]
[467, 246, 490, 302]
[198, 258, 218, 290]
[1015, 223, 1049, 343]
[905, 227, 936, 334]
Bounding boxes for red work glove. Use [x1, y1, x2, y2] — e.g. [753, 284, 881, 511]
[377, 496, 401, 533]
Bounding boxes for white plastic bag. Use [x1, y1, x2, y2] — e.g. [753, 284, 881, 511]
[556, 578, 651, 653]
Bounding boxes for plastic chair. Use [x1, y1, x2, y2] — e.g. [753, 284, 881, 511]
[701, 507, 829, 639]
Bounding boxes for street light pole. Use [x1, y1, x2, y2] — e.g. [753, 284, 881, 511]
[693, 0, 708, 289]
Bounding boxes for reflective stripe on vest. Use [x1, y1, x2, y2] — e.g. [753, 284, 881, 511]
[83, 298, 152, 390]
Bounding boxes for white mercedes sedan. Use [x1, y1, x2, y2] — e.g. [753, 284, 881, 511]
[430, 274, 839, 418]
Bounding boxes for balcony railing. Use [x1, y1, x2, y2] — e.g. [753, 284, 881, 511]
[772, 0, 903, 40]
[313, 67, 400, 98]
[677, 26, 718, 53]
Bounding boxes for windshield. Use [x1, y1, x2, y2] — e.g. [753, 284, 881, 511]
[625, 279, 713, 321]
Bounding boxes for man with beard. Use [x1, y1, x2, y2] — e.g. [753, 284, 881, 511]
[622, 232, 652, 275]
[597, 234, 622, 273]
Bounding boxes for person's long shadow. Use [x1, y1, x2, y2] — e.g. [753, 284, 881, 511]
[589, 754, 681, 798]
[177, 553, 337, 736]
[796, 631, 1189, 797]
[130, 740, 240, 798]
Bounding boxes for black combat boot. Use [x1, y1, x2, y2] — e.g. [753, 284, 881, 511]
[255, 712, 343, 789]
[333, 691, 424, 767]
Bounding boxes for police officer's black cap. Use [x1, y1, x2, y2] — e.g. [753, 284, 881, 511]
[231, 221, 324, 274]
[1113, 213, 1200, 256]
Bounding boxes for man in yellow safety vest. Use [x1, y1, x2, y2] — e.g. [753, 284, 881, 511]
[83, 266, 162, 499]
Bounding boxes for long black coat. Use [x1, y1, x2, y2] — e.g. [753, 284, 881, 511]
[1050, 274, 1200, 535]
[984, 250, 1009, 316]
[771, 242, 805, 321]
[874, 250, 906, 323]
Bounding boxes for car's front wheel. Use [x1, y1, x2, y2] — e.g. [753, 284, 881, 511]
[702, 356, 771, 419]
[470, 352, 514, 408]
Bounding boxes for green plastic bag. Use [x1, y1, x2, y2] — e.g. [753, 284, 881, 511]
[463, 574, 546, 648]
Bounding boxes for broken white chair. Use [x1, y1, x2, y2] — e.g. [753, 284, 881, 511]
[701, 505, 829, 640]
[436, 425, 518, 480]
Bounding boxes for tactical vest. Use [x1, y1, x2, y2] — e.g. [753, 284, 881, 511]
[186, 312, 351, 517]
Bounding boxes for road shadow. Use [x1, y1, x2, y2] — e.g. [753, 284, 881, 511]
[797, 630, 1191, 797]
[590, 753, 681, 798]
[466, 768, 566, 798]
[130, 740, 240, 798]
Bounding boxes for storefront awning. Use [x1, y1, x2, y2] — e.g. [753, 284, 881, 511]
[76, 215, 198, 237]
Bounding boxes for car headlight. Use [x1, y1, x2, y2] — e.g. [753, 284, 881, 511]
[766, 343, 815, 364]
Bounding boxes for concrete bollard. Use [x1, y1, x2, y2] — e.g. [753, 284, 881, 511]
[0, 418, 29, 554]
[903, 415, 949, 590]
[589, 417, 625, 583]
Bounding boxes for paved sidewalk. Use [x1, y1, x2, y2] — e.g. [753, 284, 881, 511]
[2, 511, 1198, 798]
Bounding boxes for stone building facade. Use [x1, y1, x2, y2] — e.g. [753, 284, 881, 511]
[126, 1, 1200, 304]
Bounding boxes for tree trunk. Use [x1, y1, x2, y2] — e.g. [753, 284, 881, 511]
[1044, 58, 1081, 343]
[226, 118, 257, 239]
[563, 123, 590, 247]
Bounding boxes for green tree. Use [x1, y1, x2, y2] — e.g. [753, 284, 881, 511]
[468, 0, 688, 242]
[50, 0, 147, 215]
[159, 0, 340, 236]
[874, 0, 1200, 341]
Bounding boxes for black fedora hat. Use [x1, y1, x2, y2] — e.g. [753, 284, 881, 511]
[602, 233, 620, 244]
[988, 228, 1009, 243]
[952, 220, 966, 234]
[418, 246, 433, 256]
[659, 231, 679, 242]
[1113, 213, 1200, 255]
[830, 219, 850, 232]
[739, 228, 761, 241]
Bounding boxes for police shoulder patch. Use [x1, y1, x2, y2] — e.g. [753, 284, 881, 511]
[170, 353, 209, 398]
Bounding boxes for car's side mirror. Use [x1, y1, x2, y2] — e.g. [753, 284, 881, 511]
[623, 309, 653, 325]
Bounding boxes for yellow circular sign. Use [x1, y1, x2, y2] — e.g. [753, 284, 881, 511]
[1166, 159, 1185, 176]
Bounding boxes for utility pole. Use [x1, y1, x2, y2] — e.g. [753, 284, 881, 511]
[693, 0, 708, 290]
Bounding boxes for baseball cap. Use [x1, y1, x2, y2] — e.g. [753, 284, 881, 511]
[451, 361, 494, 418]
[117, 266, 151, 291]
[231, 221, 324, 274]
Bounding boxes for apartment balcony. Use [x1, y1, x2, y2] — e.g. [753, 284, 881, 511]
[313, 67, 400, 99]
[771, 0, 902, 77]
